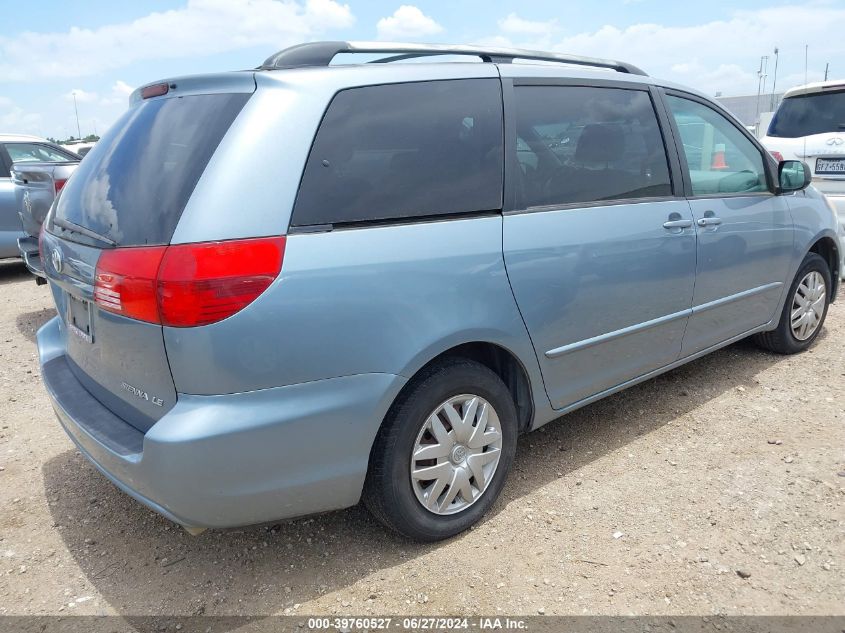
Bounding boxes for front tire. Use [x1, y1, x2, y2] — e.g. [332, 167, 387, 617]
[364, 358, 518, 542]
[754, 252, 831, 354]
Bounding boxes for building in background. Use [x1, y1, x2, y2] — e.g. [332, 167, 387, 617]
[716, 92, 784, 135]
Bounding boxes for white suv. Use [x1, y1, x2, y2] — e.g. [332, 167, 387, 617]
[762, 80, 845, 275]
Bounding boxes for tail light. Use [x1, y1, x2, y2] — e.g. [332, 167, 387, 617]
[94, 237, 286, 327]
[158, 238, 285, 326]
[94, 246, 164, 323]
[53, 178, 68, 196]
[769, 151, 784, 163]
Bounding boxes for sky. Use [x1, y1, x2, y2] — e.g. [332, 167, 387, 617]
[1, 0, 843, 140]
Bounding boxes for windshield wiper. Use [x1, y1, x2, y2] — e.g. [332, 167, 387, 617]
[51, 217, 117, 247]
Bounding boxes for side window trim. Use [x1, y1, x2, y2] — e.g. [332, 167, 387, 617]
[650, 86, 689, 197]
[503, 195, 689, 216]
[512, 77, 652, 91]
[501, 77, 520, 214]
[660, 88, 777, 198]
[504, 81, 680, 214]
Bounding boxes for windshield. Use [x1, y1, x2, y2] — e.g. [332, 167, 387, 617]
[53, 92, 250, 246]
[767, 89, 845, 138]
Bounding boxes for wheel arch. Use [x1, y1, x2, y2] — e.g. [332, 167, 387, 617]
[808, 235, 840, 301]
[394, 340, 537, 434]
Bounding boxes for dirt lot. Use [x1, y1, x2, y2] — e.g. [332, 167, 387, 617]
[0, 259, 842, 618]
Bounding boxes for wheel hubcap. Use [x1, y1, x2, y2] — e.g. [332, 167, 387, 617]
[450, 445, 468, 464]
[410, 394, 503, 516]
[790, 271, 826, 341]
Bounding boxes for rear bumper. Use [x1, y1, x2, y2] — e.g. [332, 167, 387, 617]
[17, 235, 45, 279]
[38, 316, 406, 529]
[0, 229, 27, 259]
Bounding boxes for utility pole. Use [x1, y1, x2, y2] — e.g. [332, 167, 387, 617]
[755, 55, 768, 125]
[72, 91, 81, 139]
[762, 56, 768, 95]
[804, 45, 809, 86]
[770, 47, 779, 111]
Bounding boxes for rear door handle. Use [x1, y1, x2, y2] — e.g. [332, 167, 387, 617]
[696, 217, 723, 227]
[663, 219, 693, 229]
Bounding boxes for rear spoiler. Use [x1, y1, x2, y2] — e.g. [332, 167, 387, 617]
[130, 72, 257, 106]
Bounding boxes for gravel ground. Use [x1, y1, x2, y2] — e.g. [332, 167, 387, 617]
[0, 259, 842, 617]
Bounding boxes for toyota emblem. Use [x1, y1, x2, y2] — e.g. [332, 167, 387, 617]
[51, 248, 63, 273]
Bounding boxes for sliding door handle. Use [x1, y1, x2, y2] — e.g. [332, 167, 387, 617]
[697, 217, 723, 227]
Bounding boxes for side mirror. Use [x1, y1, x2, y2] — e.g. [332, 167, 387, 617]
[778, 160, 812, 193]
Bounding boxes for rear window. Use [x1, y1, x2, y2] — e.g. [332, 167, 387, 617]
[768, 89, 845, 138]
[7, 143, 77, 163]
[53, 92, 250, 246]
[291, 79, 503, 227]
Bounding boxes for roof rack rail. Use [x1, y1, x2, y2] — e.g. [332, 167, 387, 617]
[259, 41, 647, 76]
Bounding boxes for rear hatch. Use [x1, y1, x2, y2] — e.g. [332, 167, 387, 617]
[12, 162, 78, 236]
[43, 77, 255, 432]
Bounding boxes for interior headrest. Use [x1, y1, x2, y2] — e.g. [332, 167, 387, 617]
[574, 124, 626, 164]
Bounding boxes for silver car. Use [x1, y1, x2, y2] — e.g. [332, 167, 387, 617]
[0, 134, 79, 260]
[37, 43, 840, 541]
[761, 79, 845, 277]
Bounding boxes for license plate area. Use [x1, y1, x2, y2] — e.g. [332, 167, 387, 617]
[816, 158, 845, 175]
[66, 293, 94, 344]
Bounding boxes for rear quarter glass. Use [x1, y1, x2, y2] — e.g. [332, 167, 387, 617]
[53, 92, 250, 247]
[291, 78, 504, 227]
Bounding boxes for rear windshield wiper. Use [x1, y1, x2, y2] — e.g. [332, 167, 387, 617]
[51, 217, 117, 248]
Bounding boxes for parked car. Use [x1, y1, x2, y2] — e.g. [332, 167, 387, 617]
[761, 80, 845, 276]
[0, 134, 79, 261]
[61, 141, 96, 158]
[36, 42, 841, 542]
[13, 159, 81, 281]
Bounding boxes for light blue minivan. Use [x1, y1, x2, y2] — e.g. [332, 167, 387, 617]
[37, 43, 840, 541]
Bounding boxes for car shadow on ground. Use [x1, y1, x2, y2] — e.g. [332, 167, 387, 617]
[16, 307, 55, 343]
[41, 337, 790, 619]
[0, 259, 32, 285]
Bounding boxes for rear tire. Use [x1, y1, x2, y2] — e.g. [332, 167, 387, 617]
[754, 252, 831, 354]
[363, 358, 518, 542]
